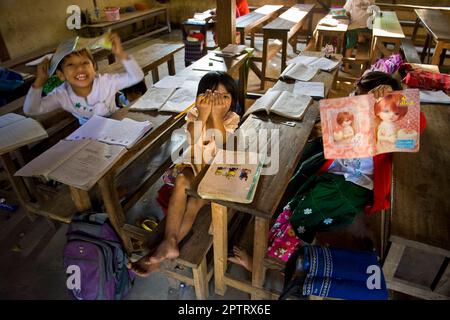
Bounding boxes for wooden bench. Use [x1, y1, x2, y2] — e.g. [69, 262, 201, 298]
[236, 5, 283, 47]
[100, 43, 184, 83]
[313, 15, 349, 54]
[401, 38, 421, 63]
[370, 11, 405, 64]
[383, 103, 450, 300]
[260, 4, 315, 89]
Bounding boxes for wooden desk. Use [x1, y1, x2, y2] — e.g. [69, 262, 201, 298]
[78, 8, 171, 45]
[370, 11, 405, 64]
[383, 103, 450, 300]
[187, 52, 340, 299]
[314, 16, 349, 54]
[100, 43, 184, 83]
[260, 4, 315, 90]
[413, 9, 450, 66]
[236, 5, 283, 47]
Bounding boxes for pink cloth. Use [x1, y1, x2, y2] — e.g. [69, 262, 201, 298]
[267, 206, 302, 262]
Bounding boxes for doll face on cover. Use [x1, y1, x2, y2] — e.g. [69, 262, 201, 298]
[375, 93, 408, 123]
[336, 112, 354, 127]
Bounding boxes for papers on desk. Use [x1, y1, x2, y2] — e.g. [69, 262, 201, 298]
[131, 76, 198, 113]
[65, 115, 153, 149]
[215, 44, 247, 58]
[420, 90, 450, 104]
[244, 89, 312, 120]
[192, 57, 228, 72]
[319, 18, 339, 27]
[0, 113, 48, 155]
[287, 56, 340, 72]
[279, 63, 319, 82]
[15, 140, 126, 190]
[294, 82, 325, 99]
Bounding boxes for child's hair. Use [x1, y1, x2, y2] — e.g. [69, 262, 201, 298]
[57, 48, 97, 72]
[356, 71, 402, 94]
[336, 112, 354, 125]
[196, 71, 238, 113]
[374, 92, 408, 120]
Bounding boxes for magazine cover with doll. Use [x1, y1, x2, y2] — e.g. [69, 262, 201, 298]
[320, 89, 420, 159]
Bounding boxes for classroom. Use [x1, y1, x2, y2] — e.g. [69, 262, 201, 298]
[0, 0, 449, 303]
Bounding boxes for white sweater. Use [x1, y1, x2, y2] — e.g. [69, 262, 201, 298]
[24, 57, 144, 124]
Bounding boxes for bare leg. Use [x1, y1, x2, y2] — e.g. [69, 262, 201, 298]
[149, 171, 194, 264]
[228, 246, 253, 272]
[344, 48, 353, 72]
[177, 197, 208, 241]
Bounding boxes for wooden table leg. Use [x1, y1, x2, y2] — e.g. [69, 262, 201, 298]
[238, 56, 247, 111]
[431, 41, 445, 66]
[314, 30, 321, 51]
[165, 8, 171, 33]
[250, 31, 255, 49]
[281, 33, 288, 73]
[151, 68, 160, 84]
[98, 172, 133, 254]
[0, 153, 34, 219]
[211, 202, 228, 296]
[260, 33, 269, 90]
[370, 35, 378, 64]
[411, 18, 420, 43]
[69, 187, 92, 212]
[167, 56, 176, 76]
[421, 33, 431, 63]
[239, 30, 245, 45]
[251, 216, 269, 300]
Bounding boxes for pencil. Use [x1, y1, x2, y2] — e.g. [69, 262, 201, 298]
[174, 101, 196, 120]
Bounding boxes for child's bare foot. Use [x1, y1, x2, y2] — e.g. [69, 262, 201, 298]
[228, 246, 253, 272]
[127, 257, 160, 277]
[148, 237, 179, 264]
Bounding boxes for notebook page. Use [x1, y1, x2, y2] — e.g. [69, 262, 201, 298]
[0, 117, 48, 154]
[66, 115, 152, 148]
[270, 91, 312, 120]
[286, 55, 319, 66]
[310, 57, 340, 71]
[159, 87, 197, 113]
[48, 140, 126, 190]
[130, 87, 176, 111]
[0, 113, 26, 128]
[294, 82, 325, 98]
[282, 63, 319, 81]
[15, 140, 88, 179]
[243, 90, 281, 118]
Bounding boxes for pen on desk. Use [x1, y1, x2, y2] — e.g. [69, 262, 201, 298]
[209, 57, 223, 63]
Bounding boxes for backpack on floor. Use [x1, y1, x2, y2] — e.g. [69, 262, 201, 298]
[63, 212, 135, 300]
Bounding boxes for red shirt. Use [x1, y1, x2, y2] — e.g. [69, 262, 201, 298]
[236, 0, 250, 17]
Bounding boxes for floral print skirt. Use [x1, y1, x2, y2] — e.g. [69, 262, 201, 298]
[288, 173, 371, 243]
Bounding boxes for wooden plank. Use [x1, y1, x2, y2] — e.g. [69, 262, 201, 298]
[100, 43, 184, 75]
[373, 11, 405, 39]
[401, 38, 421, 63]
[79, 8, 167, 30]
[211, 203, 228, 295]
[216, 0, 236, 48]
[415, 9, 450, 42]
[69, 187, 91, 212]
[263, 4, 314, 32]
[224, 275, 281, 300]
[236, 5, 283, 33]
[192, 258, 209, 299]
[251, 216, 269, 300]
[391, 104, 450, 251]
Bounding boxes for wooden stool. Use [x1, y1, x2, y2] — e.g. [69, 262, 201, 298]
[314, 16, 349, 54]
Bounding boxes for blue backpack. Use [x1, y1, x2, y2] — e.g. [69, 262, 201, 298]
[63, 213, 135, 300]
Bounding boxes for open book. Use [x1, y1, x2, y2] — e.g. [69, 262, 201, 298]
[320, 89, 421, 159]
[215, 44, 247, 58]
[15, 140, 126, 190]
[279, 63, 319, 82]
[0, 113, 48, 154]
[287, 55, 340, 72]
[197, 150, 264, 203]
[65, 115, 152, 149]
[131, 76, 198, 113]
[244, 90, 312, 120]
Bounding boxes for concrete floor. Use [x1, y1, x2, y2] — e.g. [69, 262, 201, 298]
[0, 28, 427, 300]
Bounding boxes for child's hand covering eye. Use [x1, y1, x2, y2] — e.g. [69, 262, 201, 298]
[197, 90, 212, 122]
[211, 91, 230, 120]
